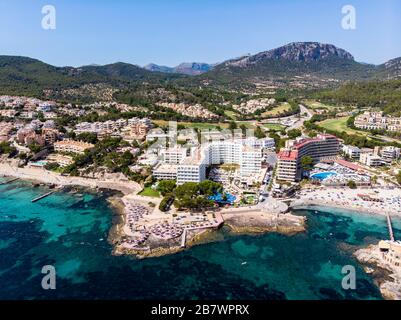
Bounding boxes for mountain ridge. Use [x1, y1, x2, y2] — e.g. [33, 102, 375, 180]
[224, 42, 355, 68]
[1, 42, 401, 97]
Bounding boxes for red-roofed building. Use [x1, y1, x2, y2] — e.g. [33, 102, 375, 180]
[335, 159, 364, 172]
[277, 134, 340, 181]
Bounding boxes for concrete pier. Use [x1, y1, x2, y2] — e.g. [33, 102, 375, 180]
[180, 229, 187, 248]
[31, 191, 54, 203]
[0, 178, 19, 185]
[386, 212, 395, 242]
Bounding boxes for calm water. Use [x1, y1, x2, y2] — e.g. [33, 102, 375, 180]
[1, 178, 401, 300]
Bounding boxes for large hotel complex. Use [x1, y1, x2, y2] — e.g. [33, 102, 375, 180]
[153, 137, 274, 185]
[277, 134, 341, 182]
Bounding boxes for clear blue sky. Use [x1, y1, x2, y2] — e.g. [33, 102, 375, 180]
[0, 0, 400, 67]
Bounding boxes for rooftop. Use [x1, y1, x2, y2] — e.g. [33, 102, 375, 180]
[278, 149, 298, 161]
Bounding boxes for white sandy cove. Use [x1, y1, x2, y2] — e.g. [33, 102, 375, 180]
[292, 187, 401, 218]
[0, 162, 141, 195]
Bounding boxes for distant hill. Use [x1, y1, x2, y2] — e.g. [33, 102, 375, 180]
[143, 63, 175, 74]
[1, 42, 401, 98]
[0, 56, 183, 96]
[144, 62, 215, 75]
[375, 57, 401, 80]
[314, 78, 401, 116]
[174, 62, 215, 75]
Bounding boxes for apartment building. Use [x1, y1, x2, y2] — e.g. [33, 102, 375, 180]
[75, 118, 151, 134]
[16, 128, 45, 146]
[342, 145, 361, 159]
[153, 164, 178, 180]
[242, 137, 276, 150]
[54, 140, 94, 154]
[381, 146, 401, 163]
[146, 128, 174, 142]
[128, 117, 152, 127]
[0, 122, 13, 142]
[360, 153, 383, 167]
[277, 134, 340, 182]
[354, 111, 401, 132]
[161, 146, 188, 164]
[41, 128, 60, 145]
[46, 154, 74, 167]
[121, 122, 150, 141]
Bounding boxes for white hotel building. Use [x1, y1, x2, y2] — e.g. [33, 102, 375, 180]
[153, 138, 267, 185]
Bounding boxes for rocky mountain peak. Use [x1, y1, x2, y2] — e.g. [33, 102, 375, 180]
[226, 42, 355, 67]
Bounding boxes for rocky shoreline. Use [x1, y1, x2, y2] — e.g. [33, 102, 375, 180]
[112, 226, 218, 259]
[354, 244, 401, 300]
[223, 211, 306, 236]
[108, 196, 307, 259]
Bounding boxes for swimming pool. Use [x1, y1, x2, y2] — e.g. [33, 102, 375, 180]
[29, 161, 48, 167]
[209, 192, 236, 204]
[310, 171, 337, 181]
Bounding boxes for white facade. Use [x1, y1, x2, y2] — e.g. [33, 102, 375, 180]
[242, 137, 275, 150]
[342, 145, 361, 159]
[381, 146, 401, 163]
[154, 138, 264, 185]
[203, 140, 262, 178]
[161, 147, 187, 164]
[240, 147, 263, 177]
[354, 111, 401, 132]
[153, 164, 178, 180]
[360, 153, 382, 167]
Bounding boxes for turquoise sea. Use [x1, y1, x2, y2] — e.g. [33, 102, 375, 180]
[1, 178, 401, 300]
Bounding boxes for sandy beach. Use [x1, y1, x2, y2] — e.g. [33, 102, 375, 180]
[291, 187, 401, 218]
[0, 161, 141, 195]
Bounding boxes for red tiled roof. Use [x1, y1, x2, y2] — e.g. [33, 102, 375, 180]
[293, 134, 338, 150]
[335, 159, 363, 172]
[278, 149, 298, 161]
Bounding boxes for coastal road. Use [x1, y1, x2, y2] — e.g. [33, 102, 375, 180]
[285, 104, 313, 131]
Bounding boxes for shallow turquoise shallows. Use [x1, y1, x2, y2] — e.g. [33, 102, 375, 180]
[1, 178, 400, 300]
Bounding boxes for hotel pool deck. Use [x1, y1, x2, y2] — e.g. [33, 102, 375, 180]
[209, 192, 237, 205]
[310, 171, 338, 181]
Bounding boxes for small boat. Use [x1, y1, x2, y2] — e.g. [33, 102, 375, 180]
[241, 261, 247, 265]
